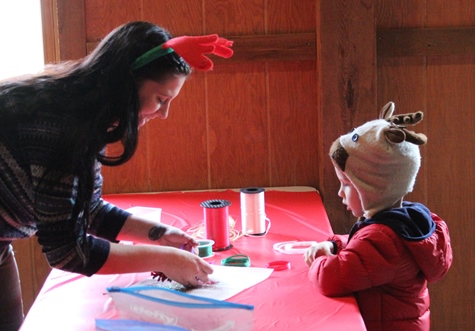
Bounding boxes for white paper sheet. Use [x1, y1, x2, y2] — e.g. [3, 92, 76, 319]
[133, 265, 273, 301]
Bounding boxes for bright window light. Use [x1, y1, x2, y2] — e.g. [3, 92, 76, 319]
[0, 0, 44, 80]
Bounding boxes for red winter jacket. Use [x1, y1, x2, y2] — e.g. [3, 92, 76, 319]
[308, 203, 452, 331]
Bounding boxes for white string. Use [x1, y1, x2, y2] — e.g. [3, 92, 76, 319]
[273, 241, 318, 254]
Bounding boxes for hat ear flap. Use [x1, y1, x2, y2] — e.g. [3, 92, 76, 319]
[385, 127, 428, 145]
[385, 127, 406, 144]
[380, 101, 395, 120]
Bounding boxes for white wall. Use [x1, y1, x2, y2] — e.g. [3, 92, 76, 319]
[0, 0, 44, 80]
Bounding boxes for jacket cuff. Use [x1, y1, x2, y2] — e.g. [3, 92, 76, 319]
[328, 236, 343, 254]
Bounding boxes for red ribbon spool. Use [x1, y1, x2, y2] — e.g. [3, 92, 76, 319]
[200, 199, 233, 251]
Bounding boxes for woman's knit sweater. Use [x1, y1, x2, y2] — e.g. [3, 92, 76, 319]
[0, 109, 130, 276]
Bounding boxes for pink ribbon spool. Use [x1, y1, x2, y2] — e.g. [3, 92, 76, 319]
[200, 199, 233, 251]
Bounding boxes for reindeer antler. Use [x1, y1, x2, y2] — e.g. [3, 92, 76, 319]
[132, 34, 233, 71]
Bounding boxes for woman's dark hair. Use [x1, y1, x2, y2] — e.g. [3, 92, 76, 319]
[0, 21, 191, 259]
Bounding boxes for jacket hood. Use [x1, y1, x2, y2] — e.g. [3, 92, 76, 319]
[358, 202, 452, 282]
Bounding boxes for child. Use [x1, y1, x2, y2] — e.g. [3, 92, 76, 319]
[304, 102, 452, 331]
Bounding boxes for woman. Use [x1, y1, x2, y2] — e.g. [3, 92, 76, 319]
[0, 21, 232, 330]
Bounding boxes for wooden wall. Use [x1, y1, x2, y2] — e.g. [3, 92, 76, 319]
[86, 0, 320, 193]
[375, 2, 475, 330]
[11, 1, 473, 330]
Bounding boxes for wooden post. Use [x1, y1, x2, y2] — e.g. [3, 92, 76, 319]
[317, 0, 377, 233]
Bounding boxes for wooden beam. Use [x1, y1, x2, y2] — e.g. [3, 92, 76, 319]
[214, 33, 316, 63]
[377, 27, 475, 57]
[86, 33, 316, 62]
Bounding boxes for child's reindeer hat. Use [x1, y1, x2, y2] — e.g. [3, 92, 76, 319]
[330, 102, 427, 217]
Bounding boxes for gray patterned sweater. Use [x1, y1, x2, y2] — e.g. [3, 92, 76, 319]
[0, 111, 130, 276]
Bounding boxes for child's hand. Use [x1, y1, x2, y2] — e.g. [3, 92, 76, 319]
[304, 241, 334, 267]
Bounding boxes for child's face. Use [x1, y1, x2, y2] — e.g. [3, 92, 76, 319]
[334, 166, 364, 218]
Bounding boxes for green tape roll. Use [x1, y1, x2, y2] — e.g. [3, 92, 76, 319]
[221, 254, 251, 267]
[197, 239, 214, 258]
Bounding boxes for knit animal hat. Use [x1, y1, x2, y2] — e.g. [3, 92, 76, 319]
[330, 102, 427, 217]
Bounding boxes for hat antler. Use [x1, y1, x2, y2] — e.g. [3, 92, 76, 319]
[379, 101, 428, 146]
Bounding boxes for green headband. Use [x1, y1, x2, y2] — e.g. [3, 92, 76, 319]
[131, 45, 175, 70]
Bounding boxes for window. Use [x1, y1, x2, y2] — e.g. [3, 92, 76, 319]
[0, 0, 44, 80]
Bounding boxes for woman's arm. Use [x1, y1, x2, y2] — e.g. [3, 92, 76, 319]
[97, 242, 213, 287]
[116, 214, 199, 249]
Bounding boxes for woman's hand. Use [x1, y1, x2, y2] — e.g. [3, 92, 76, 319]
[98, 243, 213, 287]
[158, 247, 214, 287]
[304, 241, 334, 267]
[112, 214, 214, 286]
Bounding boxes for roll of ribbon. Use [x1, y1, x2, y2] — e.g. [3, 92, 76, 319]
[197, 239, 214, 258]
[265, 260, 291, 271]
[240, 187, 268, 236]
[200, 199, 233, 251]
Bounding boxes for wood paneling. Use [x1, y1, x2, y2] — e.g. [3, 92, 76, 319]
[425, 56, 475, 331]
[12, 238, 49, 315]
[55, 0, 86, 60]
[376, 1, 475, 330]
[84, 0, 142, 39]
[207, 63, 269, 188]
[268, 61, 319, 186]
[40, 0, 59, 64]
[205, 0, 265, 35]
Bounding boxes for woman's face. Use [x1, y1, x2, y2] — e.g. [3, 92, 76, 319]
[334, 165, 364, 218]
[137, 74, 187, 126]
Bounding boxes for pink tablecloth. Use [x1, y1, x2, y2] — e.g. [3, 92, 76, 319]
[20, 187, 366, 331]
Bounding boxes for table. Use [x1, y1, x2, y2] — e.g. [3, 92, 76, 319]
[20, 187, 366, 331]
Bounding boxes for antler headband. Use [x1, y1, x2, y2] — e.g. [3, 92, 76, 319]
[132, 34, 234, 71]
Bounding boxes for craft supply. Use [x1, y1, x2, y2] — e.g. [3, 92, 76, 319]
[151, 271, 171, 282]
[197, 239, 214, 258]
[221, 254, 251, 267]
[273, 241, 318, 254]
[240, 187, 270, 236]
[186, 216, 242, 241]
[201, 199, 233, 251]
[265, 260, 291, 271]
